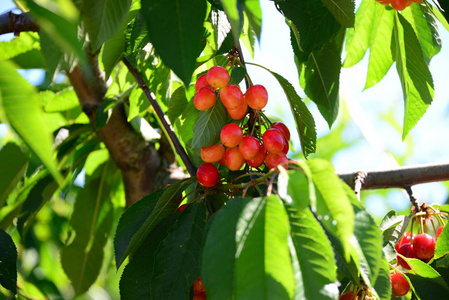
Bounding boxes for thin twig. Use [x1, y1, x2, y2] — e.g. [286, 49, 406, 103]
[404, 186, 420, 213]
[122, 58, 196, 177]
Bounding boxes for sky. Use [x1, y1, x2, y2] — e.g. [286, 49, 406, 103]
[1, 0, 448, 216]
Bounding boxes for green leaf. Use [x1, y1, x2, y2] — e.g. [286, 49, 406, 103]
[61, 173, 114, 296]
[247, 63, 317, 157]
[151, 203, 207, 299]
[81, 0, 132, 51]
[408, 272, 449, 300]
[427, 2, 449, 33]
[114, 189, 164, 266]
[229, 66, 247, 85]
[0, 229, 17, 293]
[277, 168, 311, 212]
[0, 143, 28, 208]
[39, 30, 74, 82]
[0, 61, 63, 185]
[286, 206, 338, 300]
[221, 0, 244, 45]
[44, 89, 79, 112]
[394, 13, 434, 139]
[241, 0, 262, 39]
[320, 0, 355, 28]
[307, 158, 354, 260]
[435, 225, 449, 259]
[124, 12, 149, 67]
[191, 99, 228, 149]
[373, 260, 392, 300]
[167, 86, 188, 125]
[127, 87, 149, 122]
[141, 0, 207, 86]
[402, 2, 441, 63]
[0, 32, 46, 69]
[175, 101, 199, 146]
[303, 28, 345, 127]
[118, 178, 195, 266]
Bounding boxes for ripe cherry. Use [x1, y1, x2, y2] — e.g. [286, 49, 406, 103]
[176, 203, 188, 212]
[197, 163, 220, 187]
[271, 121, 291, 141]
[265, 153, 288, 170]
[225, 147, 245, 171]
[220, 84, 244, 109]
[220, 123, 244, 148]
[247, 147, 267, 168]
[390, 272, 410, 297]
[375, 0, 391, 5]
[390, 0, 409, 10]
[339, 290, 357, 300]
[206, 66, 229, 89]
[193, 277, 206, 294]
[245, 84, 268, 110]
[195, 74, 211, 92]
[397, 243, 417, 269]
[193, 294, 206, 300]
[413, 233, 436, 259]
[239, 136, 261, 160]
[395, 232, 415, 252]
[227, 101, 248, 120]
[201, 144, 225, 163]
[262, 129, 285, 154]
[281, 137, 289, 155]
[437, 226, 445, 239]
[194, 88, 216, 111]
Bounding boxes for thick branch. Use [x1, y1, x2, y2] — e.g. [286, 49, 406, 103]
[123, 58, 196, 177]
[338, 162, 449, 190]
[0, 11, 38, 35]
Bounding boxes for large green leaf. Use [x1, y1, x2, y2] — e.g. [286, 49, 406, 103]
[435, 224, 449, 259]
[277, 168, 311, 212]
[141, 0, 207, 86]
[394, 13, 434, 139]
[241, 0, 262, 39]
[307, 159, 354, 260]
[286, 205, 338, 300]
[0, 143, 28, 208]
[302, 28, 344, 127]
[320, 0, 355, 28]
[247, 63, 317, 157]
[0, 32, 45, 69]
[61, 172, 114, 296]
[221, 0, 244, 45]
[0, 229, 17, 293]
[373, 260, 391, 300]
[191, 98, 228, 149]
[0, 61, 63, 185]
[44, 88, 79, 112]
[81, 0, 132, 51]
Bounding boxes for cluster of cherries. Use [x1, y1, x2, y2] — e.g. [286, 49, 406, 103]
[375, 0, 423, 11]
[194, 65, 291, 188]
[390, 215, 446, 297]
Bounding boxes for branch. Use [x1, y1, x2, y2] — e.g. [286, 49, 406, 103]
[123, 57, 197, 177]
[338, 162, 449, 190]
[0, 11, 38, 36]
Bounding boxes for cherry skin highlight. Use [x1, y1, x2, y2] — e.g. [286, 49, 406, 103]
[413, 233, 436, 259]
[262, 129, 285, 154]
[220, 84, 244, 109]
[201, 144, 225, 163]
[194, 88, 216, 111]
[197, 163, 220, 187]
[245, 84, 268, 110]
[390, 272, 410, 297]
[220, 123, 244, 148]
[206, 66, 229, 89]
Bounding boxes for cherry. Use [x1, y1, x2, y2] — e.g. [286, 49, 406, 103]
[375, 0, 391, 5]
[390, 272, 410, 297]
[201, 144, 225, 163]
[239, 136, 261, 160]
[437, 226, 445, 239]
[395, 232, 415, 252]
[220, 84, 244, 109]
[176, 203, 188, 212]
[262, 129, 285, 154]
[197, 163, 219, 187]
[390, 0, 409, 10]
[225, 147, 245, 171]
[247, 147, 266, 168]
[195, 74, 211, 92]
[194, 88, 216, 111]
[206, 66, 229, 89]
[271, 121, 291, 141]
[413, 233, 436, 259]
[281, 136, 289, 155]
[397, 243, 417, 269]
[220, 123, 244, 148]
[227, 101, 248, 120]
[245, 84, 268, 110]
[339, 290, 357, 300]
[193, 277, 206, 294]
[265, 153, 288, 170]
[193, 294, 206, 300]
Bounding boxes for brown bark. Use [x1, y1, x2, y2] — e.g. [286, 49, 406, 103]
[0, 12, 38, 36]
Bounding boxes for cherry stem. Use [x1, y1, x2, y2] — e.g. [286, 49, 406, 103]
[405, 186, 420, 213]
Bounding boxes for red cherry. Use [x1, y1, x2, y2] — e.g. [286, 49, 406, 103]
[193, 294, 206, 300]
[239, 136, 261, 160]
[206, 66, 229, 89]
[247, 147, 267, 168]
[225, 147, 245, 171]
[437, 226, 445, 239]
[227, 100, 248, 120]
[197, 163, 219, 187]
[194, 88, 216, 111]
[245, 84, 268, 110]
[390, 272, 410, 297]
[395, 232, 415, 252]
[220, 84, 244, 109]
[220, 123, 244, 148]
[391, 0, 409, 10]
[339, 290, 357, 300]
[271, 121, 291, 141]
[195, 74, 211, 92]
[375, 0, 391, 5]
[413, 233, 436, 259]
[265, 153, 288, 170]
[262, 129, 285, 154]
[176, 203, 188, 212]
[281, 136, 289, 155]
[193, 277, 206, 294]
[411, 0, 423, 2]
[201, 144, 225, 163]
[397, 243, 417, 269]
